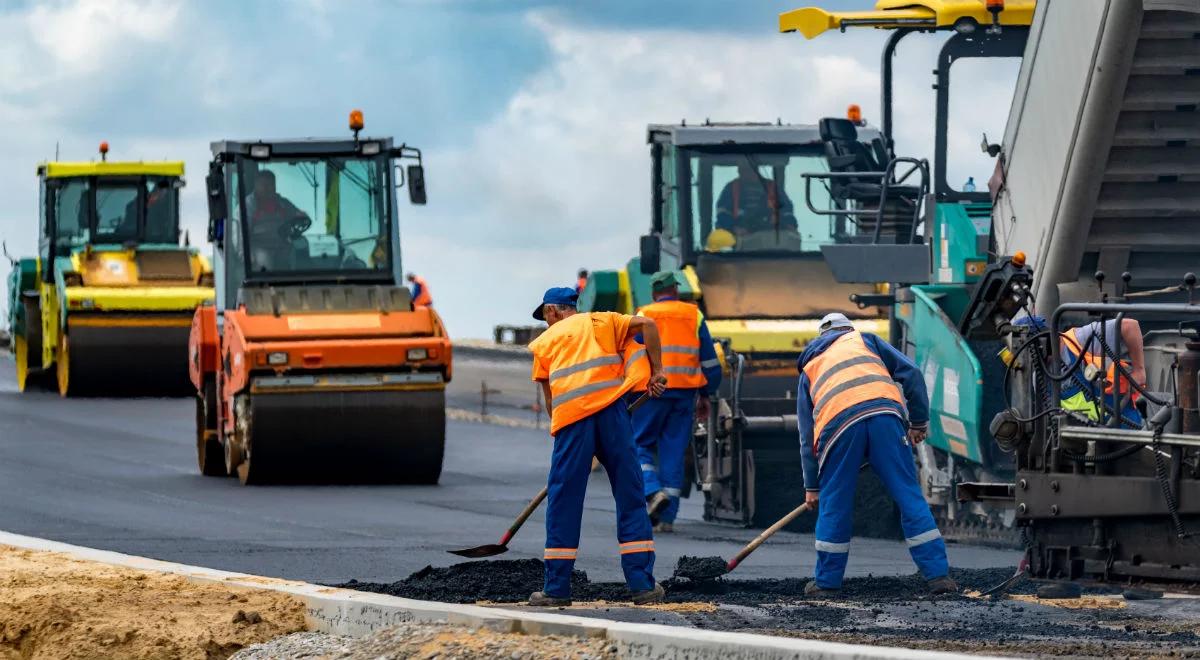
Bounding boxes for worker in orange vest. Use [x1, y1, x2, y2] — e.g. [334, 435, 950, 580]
[631, 271, 722, 533]
[527, 286, 668, 606]
[576, 269, 589, 294]
[406, 272, 432, 307]
[797, 313, 954, 597]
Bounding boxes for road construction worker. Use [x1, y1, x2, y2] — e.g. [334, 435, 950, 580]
[631, 271, 722, 533]
[576, 269, 589, 294]
[1060, 318, 1146, 426]
[527, 286, 668, 606]
[406, 272, 432, 307]
[796, 313, 956, 596]
[715, 163, 798, 235]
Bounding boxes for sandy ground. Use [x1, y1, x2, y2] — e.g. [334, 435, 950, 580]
[0, 544, 306, 660]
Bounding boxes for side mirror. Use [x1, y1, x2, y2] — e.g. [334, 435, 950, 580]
[205, 163, 227, 243]
[639, 235, 660, 274]
[406, 165, 427, 205]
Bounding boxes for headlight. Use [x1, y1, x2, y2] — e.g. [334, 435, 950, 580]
[267, 352, 288, 366]
[360, 141, 381, 156]
[406, 348, 428, 361]
[249, 144, 271, 159]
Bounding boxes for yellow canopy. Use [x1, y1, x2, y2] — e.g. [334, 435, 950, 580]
[39, 161, 185, 179]
[780, 0, 1035, 39]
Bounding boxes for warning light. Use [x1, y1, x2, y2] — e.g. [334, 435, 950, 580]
[1012, 251, 1026, 268]
[349, 109, 364, 133]
[99, 141, 109, 162]
[986, 0, 1005, 9]
[846, 104, 864, 126]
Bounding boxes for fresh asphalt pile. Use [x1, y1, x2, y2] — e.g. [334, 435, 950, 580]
[339, 559, 1200, 657]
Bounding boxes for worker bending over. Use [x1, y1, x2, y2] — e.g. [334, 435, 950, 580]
[527, 287, 668, 606]
[632, 271, 722, 532]
[406, 272, 432, 307]
[797, 313, 955, 596]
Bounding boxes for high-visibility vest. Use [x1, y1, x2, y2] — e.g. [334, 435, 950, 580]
[1060, 330, 1138, 402]
[411, 276, 432, 307]
[577, 276, 588, 293]
[623, 341, 650, 394]
[634, 300, 706, 390]
[530, 312, 637, 434]
[802, 331, 905, 453]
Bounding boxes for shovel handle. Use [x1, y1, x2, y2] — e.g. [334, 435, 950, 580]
[726, 502, 812, 572]
[627, 392, 651, 414]
[498, 456, 603, 546]
[499, 485, 549, 546]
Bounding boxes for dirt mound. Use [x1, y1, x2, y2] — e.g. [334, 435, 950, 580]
[0, 544, 306, 660]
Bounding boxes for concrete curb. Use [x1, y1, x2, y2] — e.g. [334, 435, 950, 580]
[0, 530, 998, 660]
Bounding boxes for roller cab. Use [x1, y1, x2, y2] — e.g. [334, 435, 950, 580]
[193, 114, 449, 485]
[5, 148, 214, 396]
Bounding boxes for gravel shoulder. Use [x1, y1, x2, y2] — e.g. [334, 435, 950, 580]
[0, 544, 306, 660]
[233, 623, 617, 660]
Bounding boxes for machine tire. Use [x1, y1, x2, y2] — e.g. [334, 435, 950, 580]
[196, 380, 226, 477]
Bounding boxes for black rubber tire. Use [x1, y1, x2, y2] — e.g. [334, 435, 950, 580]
[196, 379, 226, 477]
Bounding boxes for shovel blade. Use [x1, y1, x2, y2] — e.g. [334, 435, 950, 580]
[447, 544, 510, 559]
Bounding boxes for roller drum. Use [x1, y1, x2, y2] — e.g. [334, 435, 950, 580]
[239, 387, 445, 484]
[63, 322, 192, 394]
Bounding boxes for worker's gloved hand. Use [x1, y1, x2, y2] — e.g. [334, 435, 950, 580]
[804, 491, 819, 508]
[648, 372, 668, 397]
[907, 427, 928, 445]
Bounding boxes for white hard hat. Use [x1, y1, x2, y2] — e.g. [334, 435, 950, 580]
[818, 312, 853, 334]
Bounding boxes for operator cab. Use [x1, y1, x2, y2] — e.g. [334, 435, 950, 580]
[205, 113, 426, 311]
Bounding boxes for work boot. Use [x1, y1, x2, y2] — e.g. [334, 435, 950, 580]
[927, 575, 959, 595]
[653, 522, 674, 534]
[527, 591, 572, 607]
[804, 580, 840, 597]
[646, 490, 670, 524]
[631, 583, 665, 605]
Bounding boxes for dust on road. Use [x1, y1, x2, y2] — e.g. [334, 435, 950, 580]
[0, 545, 305, 660]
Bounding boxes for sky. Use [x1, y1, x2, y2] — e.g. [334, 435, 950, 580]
[0, 0, 1019, 338]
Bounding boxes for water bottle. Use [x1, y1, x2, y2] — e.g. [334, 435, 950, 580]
[963, 176, 977, 192]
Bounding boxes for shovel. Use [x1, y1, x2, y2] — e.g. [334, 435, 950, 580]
[448, 391, 653, 559]
[675, 502, 813, 580]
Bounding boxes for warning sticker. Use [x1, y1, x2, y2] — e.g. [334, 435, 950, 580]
[942, 367, 960, 416]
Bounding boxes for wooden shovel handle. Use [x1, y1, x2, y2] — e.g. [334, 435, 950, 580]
[499, 458, 601, 546]
[727, 502, 812, 571]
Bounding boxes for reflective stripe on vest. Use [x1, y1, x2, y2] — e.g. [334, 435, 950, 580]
[623, 344, 650, 392]
[530, 312, 636, 434]
[635, 300, 707, 390]
[802, 331, 904, 453]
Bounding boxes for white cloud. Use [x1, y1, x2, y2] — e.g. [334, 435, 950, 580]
[411, 12, 884, 337]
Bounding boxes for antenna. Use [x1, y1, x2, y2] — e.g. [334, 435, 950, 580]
[55, 141, 60, 160]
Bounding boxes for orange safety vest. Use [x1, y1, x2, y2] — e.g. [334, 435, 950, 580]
[1060, 330, 1139, 400]
[577, 276, 588, 293]
[802, 331, 905, 453]
[633, 300, 706, 390]
[411, 276, 432, 307]
[530, 312, 637, 434]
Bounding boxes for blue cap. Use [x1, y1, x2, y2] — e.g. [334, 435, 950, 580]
[533, 287, 578, 321]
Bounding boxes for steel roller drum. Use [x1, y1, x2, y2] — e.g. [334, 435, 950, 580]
[237, 386, 445, 484]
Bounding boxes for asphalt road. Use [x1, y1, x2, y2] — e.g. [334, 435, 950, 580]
[0, 353, 1016, 586]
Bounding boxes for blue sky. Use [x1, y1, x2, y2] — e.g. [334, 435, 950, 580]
[0, 0, 1016, 337]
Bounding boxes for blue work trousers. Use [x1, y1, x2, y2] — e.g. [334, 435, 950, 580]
[814, 414, 949, 588]
[544, 399, 655, 598]
[632, 394, 695, 524]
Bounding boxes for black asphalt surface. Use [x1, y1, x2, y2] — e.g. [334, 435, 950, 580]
[0, 354, 1016, 585]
